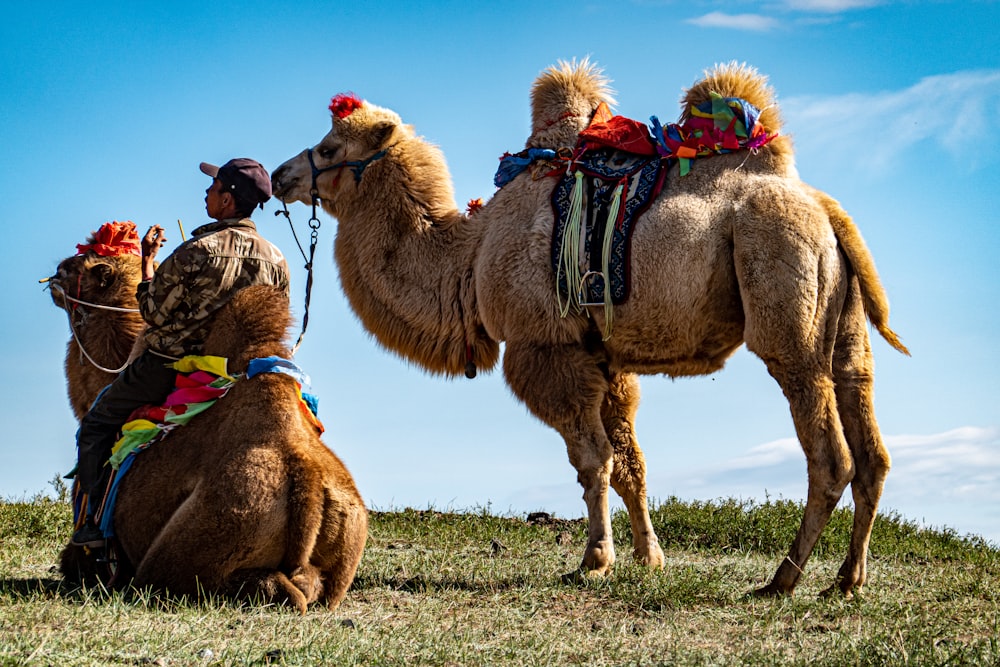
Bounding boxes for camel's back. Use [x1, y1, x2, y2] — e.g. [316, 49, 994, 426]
[201, 285, 292, 370]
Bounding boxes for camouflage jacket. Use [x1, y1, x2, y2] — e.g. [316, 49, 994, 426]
[137, 218, 290, 358]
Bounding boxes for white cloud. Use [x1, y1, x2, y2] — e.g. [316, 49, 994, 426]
[686, 11, 779, 31]
[782, 0, 884, 11]
[782, 70, 1000, 174]
[685, 0, 882, 31]
[645, 425, 1000, 542]
[720, 437, 800, 470]
[885, 426, 1000, 501]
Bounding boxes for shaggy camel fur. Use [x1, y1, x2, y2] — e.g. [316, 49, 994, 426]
[271, 60, 908, 597]
[48, 245, 146, 420]
[50, 253, 367, 611]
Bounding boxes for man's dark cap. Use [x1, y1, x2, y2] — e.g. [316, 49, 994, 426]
[199, 158, 272, 207]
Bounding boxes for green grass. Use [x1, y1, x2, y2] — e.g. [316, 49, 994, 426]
[2, 496, 998, 666]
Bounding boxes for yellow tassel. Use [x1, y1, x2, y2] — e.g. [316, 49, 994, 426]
[600, 183, 623, 339]
[557, 170, 585, 317]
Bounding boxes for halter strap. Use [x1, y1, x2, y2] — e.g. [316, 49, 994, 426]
[307, 144, 392, 187]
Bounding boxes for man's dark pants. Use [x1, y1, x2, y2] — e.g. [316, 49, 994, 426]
[76, 350, 178, 497]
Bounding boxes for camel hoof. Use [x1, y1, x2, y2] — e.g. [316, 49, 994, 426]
[635, 544, 665, 569]
[290, 566, 323, 604]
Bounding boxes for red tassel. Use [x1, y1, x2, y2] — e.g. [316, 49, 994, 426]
[329, 93, 363, 119]
[466, 198, 484, 215]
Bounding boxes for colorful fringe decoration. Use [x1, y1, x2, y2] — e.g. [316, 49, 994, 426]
[93, 355, 323, 538]
[466, 198, 484, 215]
[108, 356, 236, 470]
[650, 92, 775, 176]
[556, 170, 586, 318]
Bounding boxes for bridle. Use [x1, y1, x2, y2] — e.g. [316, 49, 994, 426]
[48, 280, 139, 374]
[307, 144, 391, 191]
[275, 144, 393, 356]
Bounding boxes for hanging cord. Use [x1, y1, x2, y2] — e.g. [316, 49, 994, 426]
[596, 181, 624, 340]
[48, 282, 138, 374]
[276, 199, 320, 357]
[556, 170, 585, 317]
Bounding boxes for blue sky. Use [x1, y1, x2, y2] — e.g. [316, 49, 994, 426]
[2, 1, 998, 546]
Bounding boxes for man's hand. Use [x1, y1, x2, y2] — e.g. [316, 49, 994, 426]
[141, 225, 167, 281]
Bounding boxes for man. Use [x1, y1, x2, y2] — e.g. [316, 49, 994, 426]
[72, 158, 290, 547]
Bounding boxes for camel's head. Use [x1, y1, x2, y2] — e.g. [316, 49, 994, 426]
[47, 252, 141, 312]
[46, 223, 142, 311]
[527, 58, 616, 150]
[271, 93, 412, 212]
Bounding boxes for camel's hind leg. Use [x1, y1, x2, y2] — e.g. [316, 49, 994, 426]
[753, 360, 854, 596]
[504, 341, 620, 576]
[226, 568, 310, 613]
[132, 483, 312, 612]
[824, 276, 890, 598]
[603, 372, 664, 567]
[314, 493, 368, 610]
[738, 213, 855, 595]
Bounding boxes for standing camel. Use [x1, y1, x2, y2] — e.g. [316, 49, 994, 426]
[271, 61, 908, 597]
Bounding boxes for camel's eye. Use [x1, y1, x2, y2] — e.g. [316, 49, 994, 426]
[318, 146, 337, 160]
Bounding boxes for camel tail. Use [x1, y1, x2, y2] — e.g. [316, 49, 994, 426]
[811, 187, 910, 356]
[285, 461, 325, 558]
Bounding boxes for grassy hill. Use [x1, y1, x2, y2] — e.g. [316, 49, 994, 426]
[2, 494, 998, 666]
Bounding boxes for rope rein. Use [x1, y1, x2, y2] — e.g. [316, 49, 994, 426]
[275, 198, 320, 358]
[49, 282, 136, 374]
[50, 283, 141, 313]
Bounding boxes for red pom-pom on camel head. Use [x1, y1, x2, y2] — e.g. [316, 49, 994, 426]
[329, 93, 364, 119]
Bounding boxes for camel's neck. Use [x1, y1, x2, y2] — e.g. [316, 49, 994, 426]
[329, 168, 497, 376]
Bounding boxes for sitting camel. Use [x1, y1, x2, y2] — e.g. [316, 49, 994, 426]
[49, 236, 367, 611]
[271, 61, 908, 598]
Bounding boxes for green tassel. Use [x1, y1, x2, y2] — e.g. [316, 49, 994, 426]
[600, 183, 623, 339]
[557, 170, 585, 317]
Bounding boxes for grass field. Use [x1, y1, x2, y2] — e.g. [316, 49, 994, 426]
[2, 491, 998, 666]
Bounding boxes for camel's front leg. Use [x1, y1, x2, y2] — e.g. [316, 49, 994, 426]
[503, 341, 617, 576]
[604, 372, 664, 568]
[572, 430, 616, 576]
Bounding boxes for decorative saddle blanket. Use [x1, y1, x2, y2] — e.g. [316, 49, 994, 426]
[73, 355, 323, 539]
[550, 145, 664, 318]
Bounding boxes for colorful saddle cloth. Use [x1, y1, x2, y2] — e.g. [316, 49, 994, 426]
[550, 145, 664, 318]
[549, 109, 665, 337]
[76, 355, 323, 539]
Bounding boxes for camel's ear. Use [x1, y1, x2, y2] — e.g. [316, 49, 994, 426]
[369, 120, 397, 149]
[90, 262, 116, 290]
